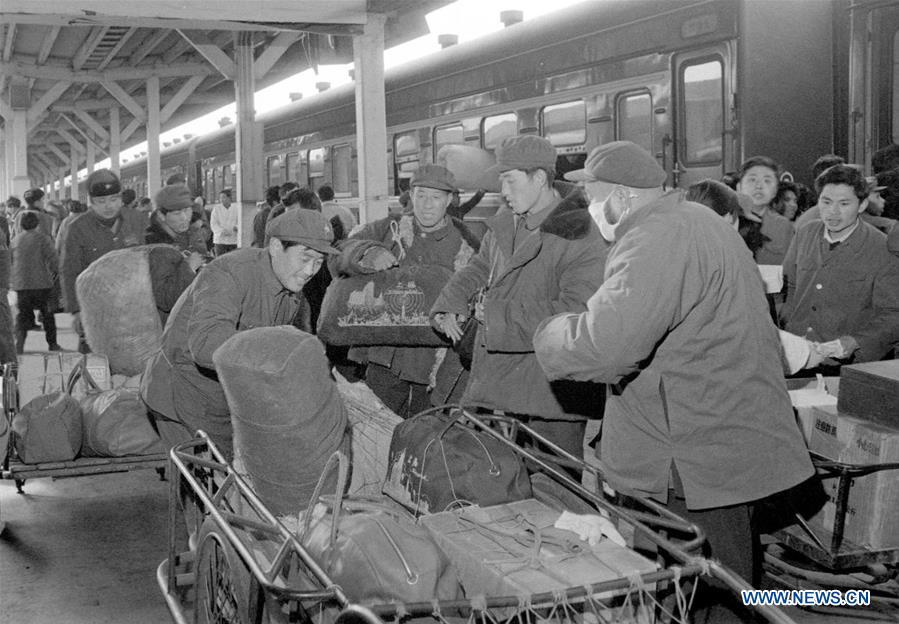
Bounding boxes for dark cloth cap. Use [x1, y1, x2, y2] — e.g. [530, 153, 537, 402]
[6, 196, 21, 208]
[24, 188, 45, 203]
[411, 164, 457, 192]
[565, 141, 666, 188]
[154, 185, 193, 213]
[265, 208, 339, 255]
[488, 135, 557, 175]
[87, 169, 122, 197]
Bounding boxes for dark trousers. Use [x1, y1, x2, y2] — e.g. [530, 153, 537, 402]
[365, 362, 430, 418]
[15, 289, 57, 349]
[213, 243, 237, 257]
[0, 290, 16, 364]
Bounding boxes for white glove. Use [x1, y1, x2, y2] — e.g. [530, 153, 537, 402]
[554, 510, 626, 547]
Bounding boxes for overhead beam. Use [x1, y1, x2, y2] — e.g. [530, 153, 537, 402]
[60, 113, 107, 154]
[2, 23, 15, 62]
[37, 25, 61, 64]
[1, 59, 216, 81]
[96, 26, 136, 71]
[254, 31, 302, 78]
[26, 110, 48, 134]
[27, 81, 71, 126]
[120, 117, 143, 144]
[101, 80, 146, 121]
[56, 127, 86, 154]
[129, 29, 170, 66]
[177, 30, 235, 79]
[160, 74, 204, 124]
[49, 92, 223, 111]
[44, 140, 71, 165]
[0, 16, 365, 35]
[72, 108, 110, 142]
[0, 97, 11, 120]
[73, 25, 110, 70]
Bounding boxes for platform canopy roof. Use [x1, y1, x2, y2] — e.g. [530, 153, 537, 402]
[0, 0, 448, 176]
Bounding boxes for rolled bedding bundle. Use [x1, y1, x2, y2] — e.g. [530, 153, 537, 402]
[213, 326, 348, 517]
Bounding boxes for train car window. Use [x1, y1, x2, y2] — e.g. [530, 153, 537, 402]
[223, 164, 235, 190]
[267, 155, 284, 188]
[308, 148, 325, 186]
[433, 123, 464, 157]
[285, 152, 300, 183]
[541, 100, 586, 146]
[332, 144, 352, 194]
[482, 113, 518, 150]
[214, 167, 224, 198]
[394, 132, 420, 157]
[680, 59, 723, 165]
[616, 92, 653, 153]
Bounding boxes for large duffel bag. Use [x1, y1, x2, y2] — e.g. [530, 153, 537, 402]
[317, 264, 452, 347]
[12, 391, 83, 464]
[383, 406, 533, 515]
[298, 451, 461, 605]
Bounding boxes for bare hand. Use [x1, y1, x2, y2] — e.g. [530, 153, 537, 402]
[362, 247, 397, 271]
[186, 251, 204, 272]
[805, 342, 825, 369]
[434, 312, 465, 342]
[473, 301, 485, 322]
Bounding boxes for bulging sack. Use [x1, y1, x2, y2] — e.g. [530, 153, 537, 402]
[12, 392, 83, 463]
[384, 407, 533, 514]
[79, 387, 164, 457]
[317, 264, 452, 347]
[214, 327, 348, 517]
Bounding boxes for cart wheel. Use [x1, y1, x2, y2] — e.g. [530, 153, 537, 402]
[195, 529, 243, 624]
[14, 479, 24, 494]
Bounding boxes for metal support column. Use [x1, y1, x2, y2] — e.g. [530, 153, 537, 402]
[109, 106, 121, 175]
[0, 130, 6, 200]
[86, 140, 96, 176]
[69, 144, 79, 201]
[146, 76, 161, 197]
[352, 13, 388, 223]
[234, 31, 263, 248]
[10, 110, 30, 195]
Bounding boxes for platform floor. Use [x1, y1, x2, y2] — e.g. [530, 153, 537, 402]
[0, 309, 885, 623]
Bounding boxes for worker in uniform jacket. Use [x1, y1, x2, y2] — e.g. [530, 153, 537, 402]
[329, 165, 480, 417]
[141, 209, 339, 459]
[59, 169, 146, 353]
[432, 136, 609, 457]
[533, 142, 813, 605]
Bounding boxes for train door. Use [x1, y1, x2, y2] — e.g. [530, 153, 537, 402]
[672, 44, 737, 188]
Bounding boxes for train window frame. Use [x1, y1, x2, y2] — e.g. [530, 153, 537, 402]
[541, 100, 587, 147]
[285, 152, 300, 183]
[267, 154, 284, 188]
[433, 122, 464, 159]
[394, 131, 420, 159]
[482, 113, 518, 150]
[678, 56, 725, 166]
[615, 90, 653, 153]
[307, 147, 326, 183]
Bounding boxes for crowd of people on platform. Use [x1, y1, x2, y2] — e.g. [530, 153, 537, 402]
[2, 137, 899, 621]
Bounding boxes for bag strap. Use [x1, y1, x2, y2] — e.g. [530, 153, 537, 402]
[299, 450, 349, 546]
[64, 355, 103, 396]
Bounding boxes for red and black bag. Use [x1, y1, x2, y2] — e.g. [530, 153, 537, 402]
[383, 406, 533, 515]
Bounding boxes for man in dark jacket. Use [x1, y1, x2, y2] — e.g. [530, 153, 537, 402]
[432, 136, 608, 456]
[331, 165, 480, 416]
[534, 141, 814, 607]
[0, 232, 16, 364]
[252, 185, 281, 248]
[11, 211, 61, 352]
[59, 169, 145, 353]
[145, 185, 209, 261]
[141, 209, 339, 459]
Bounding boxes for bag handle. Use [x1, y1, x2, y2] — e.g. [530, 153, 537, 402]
[299, 450, 350, 546]
[64, 355, 103, 396]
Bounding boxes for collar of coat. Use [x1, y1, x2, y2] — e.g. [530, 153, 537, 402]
[488, 181, 591, 241]
[389, 212, 481, 252]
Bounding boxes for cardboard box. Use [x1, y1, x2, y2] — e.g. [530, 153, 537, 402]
[788, 377, 839, 445]
[16, 353, 111, 407]
[805, 407, 899, 550]
[838, 361, 899, 428]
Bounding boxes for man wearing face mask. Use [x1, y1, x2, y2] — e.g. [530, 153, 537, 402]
[141, 209, 339, 459]
[329, 165, 480, 416]
[60, 168, 146, 353]
[431, 136, 607, 456]
[533, 141, 813, 607]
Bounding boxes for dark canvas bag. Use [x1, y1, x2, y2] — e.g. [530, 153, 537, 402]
[383, 406, 533, 515]
[12, 391, 83, 463]
[299, 451, 461, 605]
[317, 264, 453, 347]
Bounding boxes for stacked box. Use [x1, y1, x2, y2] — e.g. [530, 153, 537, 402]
[788, 376, 839, 444]
[805, 405, 899, 550]
[838, 361, 899, 429]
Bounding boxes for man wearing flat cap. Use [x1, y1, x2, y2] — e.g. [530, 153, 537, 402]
[59, 168, 146, 353]
[533, 141, 813, 601]
[329, 163, 481, 416]
[146, 185, 210, 259]
[432, 135, 607, 456]
[141, 209, 340, 458]
[20, 188, 56, 238]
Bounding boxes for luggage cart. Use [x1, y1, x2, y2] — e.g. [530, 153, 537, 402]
[158, 409, 796, 624]
[0, 361, 167, 533]
[763, 452, 899, 619]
